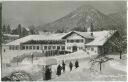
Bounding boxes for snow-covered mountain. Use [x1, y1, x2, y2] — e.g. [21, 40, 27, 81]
[37, 5, 118, 32]
[109, 11, 126, 30]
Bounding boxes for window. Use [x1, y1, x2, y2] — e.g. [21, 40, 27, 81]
[70, 40, 74, 43]
[12, 46, 14, 50]
[29, 46, 32, 50]
[22, 46, 25, 50]
[41, 46, 43, 50]
[48, 46, 51, 50]
[79, 47, 83, 49]
[68, 46, 71, 50]
[44, 46, 47, 50]
[61, 46, 65, 50]
[80, 39, 83, 43]
[9, 46, 11, 50]
[33, 46, 35, 50]
[52, 46, 56, 49]
[4, 49, 6, 52]
[26, 46, 28, 50]
[87, 47, 90, 50]
[91, 47, 94, 51]
[37, 46, 39, 50]
[67, 46, 71, 50]
[57, 46, 60, 50]
[67, 40, 69, 43]
[76, 39, 80, 43]
[15, 46, 18, 50]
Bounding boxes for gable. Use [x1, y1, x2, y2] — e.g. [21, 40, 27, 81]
[62, 32, 85, 39]
[66, 33, 84, 39]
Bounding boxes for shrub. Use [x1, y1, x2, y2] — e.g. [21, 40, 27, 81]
[2, 76, 11, 81]
[6, 63, 11, 67]
[10, 70, 32, 81]
[11, 50, 71, 63]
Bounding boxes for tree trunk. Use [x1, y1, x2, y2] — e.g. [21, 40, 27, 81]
[100, 62, 102, 71]
[17, 56, 18, 66]
[17, 61, 18, 66]
[120, 52, 122, 59]
[32, 54, 33, 64]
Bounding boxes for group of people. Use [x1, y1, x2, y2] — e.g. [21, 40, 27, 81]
[56, 60, 79, 76]
[43, 60, 79, 80]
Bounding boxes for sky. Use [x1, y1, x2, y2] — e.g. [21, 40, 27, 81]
[2, 1, 126, 28]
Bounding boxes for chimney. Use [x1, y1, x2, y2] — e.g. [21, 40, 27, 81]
[90, 22, 93, 32]
[87, 22, 94, 32]
[87, 27, 91, 32]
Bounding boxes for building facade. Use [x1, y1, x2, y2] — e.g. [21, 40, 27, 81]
[3, 30, 117, 57]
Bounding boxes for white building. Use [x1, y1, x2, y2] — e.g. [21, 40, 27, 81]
[3, 30, 117, 57]
[2, 34, 19, 43]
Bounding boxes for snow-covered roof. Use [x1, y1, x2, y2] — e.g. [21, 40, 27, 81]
[6, 30, 116, 46]
[6, 33, 67, 45]
[62, 31, 94, 39]
[74, 31, 94, 38]
[85, 30, 117, 46]
[25, 27, 30, 31]
[3, 34, 19, 37]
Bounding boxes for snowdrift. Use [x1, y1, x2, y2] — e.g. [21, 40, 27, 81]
[52, 50, 92, 64]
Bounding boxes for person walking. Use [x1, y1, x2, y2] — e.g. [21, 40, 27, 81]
[62, 60, 66, 72]
[69, 61, 73, 71]
[75, 60, 79, 68]
[48, 68, 52, 79]
[56, 64, 62, 76]
[45, 66, 51, 80]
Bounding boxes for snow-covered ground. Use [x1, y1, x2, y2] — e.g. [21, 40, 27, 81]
[51, 59, 126, 81]
[2, 50, 127, 81]
[109, 60, 126, 72]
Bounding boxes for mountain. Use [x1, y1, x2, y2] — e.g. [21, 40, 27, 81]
[37, 5, 119, 32]
[108, 11, 126, 31]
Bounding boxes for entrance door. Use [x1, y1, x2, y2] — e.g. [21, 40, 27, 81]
[72, 46, 77, 52]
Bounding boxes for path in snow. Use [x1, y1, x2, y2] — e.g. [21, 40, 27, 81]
[38, 58, 90, 81]
[50, 57, 127, 81]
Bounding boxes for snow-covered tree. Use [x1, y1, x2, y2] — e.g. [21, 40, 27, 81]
[108, 30, 126, 59]
[28, 25, 39, 35]
[2, 25, 7, 34]
[55, 28, 66, 33]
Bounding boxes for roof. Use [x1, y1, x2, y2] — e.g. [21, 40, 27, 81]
[62, 31, 94, 39]
[74, 31, 94, 38]
[85, 30, 117, 46]
[3, 34, 19, 37]
[22, 40, 65, 44]
[25, 27, 30, 31]
[6, 30, 116, 46]
[6, 33, 67, 45]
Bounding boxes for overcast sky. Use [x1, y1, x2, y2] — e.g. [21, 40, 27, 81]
[2, 1, 126, 28]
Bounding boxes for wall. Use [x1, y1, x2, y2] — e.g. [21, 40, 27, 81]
[85, 46, 98, 55]
[64, 33, 85, 52]
[2, 45, 43, 63]
[2, 43, 66, 63]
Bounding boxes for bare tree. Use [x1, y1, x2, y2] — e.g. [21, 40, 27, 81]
[7, 25, 11, 34]
[89, 55, 113, 72]
[28, 25, 39, 35]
